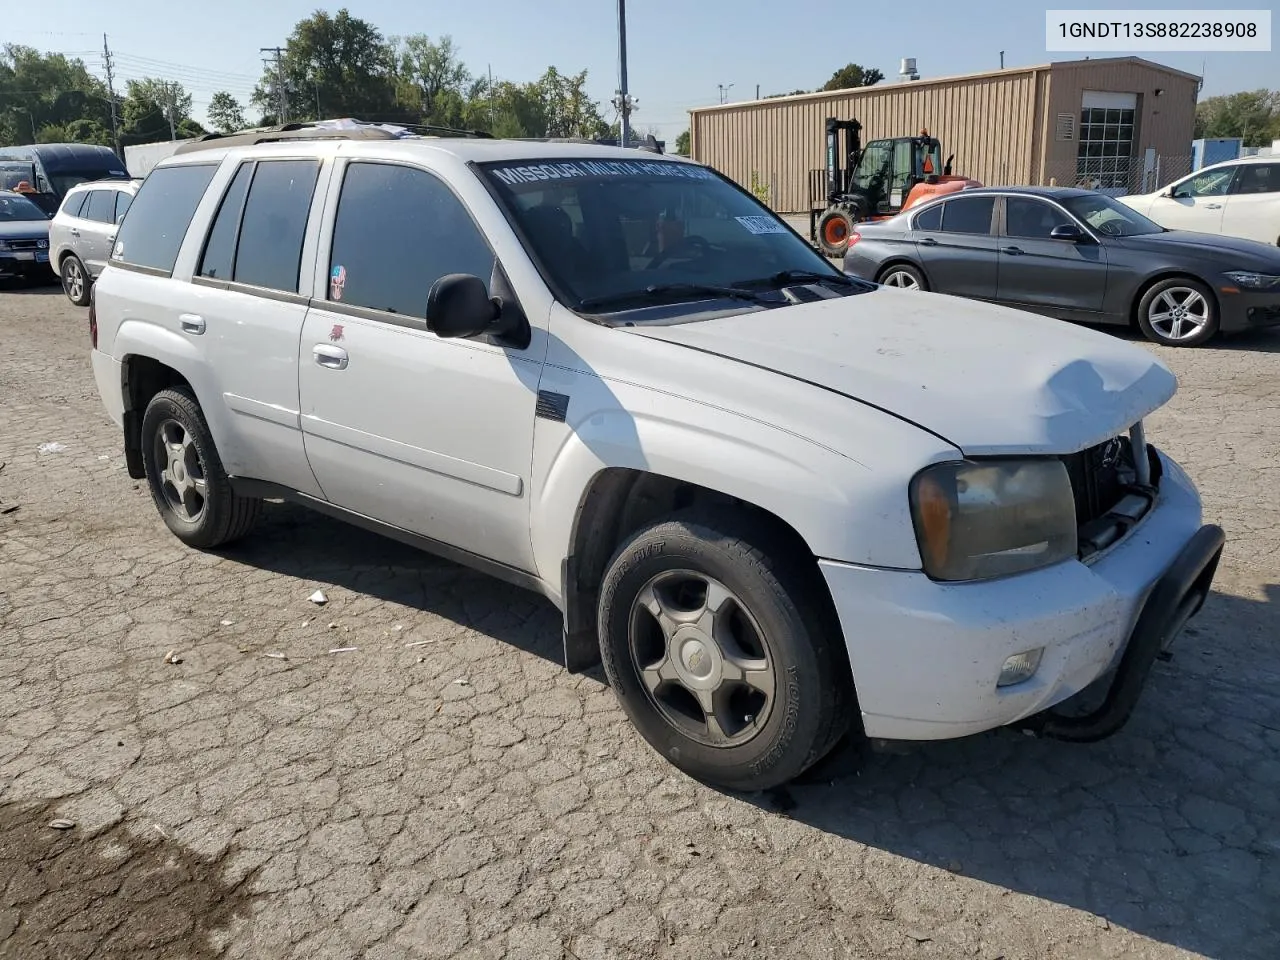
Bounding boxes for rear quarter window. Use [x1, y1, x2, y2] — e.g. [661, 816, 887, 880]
[111, 164, 218, 274]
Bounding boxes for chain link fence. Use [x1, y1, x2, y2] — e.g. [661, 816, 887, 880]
[1040, 155, 1192, 197]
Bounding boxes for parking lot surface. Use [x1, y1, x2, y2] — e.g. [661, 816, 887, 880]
[2, 282, 1278, 960]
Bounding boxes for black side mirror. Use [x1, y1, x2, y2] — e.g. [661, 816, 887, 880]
[1050, 223, 1086, 242]
[427, 274, 501, 339]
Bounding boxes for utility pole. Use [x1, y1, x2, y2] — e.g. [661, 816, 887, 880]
[102, 34, 121, 155]
[260, 46, 288, 123]
[488, 65, 495, 127]
[613, 0, 636, 146]
[163, 82, 177, 141]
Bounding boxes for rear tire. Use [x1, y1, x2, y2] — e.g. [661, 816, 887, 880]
[877, 263, 927, 291]
[817, 203, 860, 258]
[141, 387, 261, 548]
[1137, 277, 1218, 347]
[61, 254, 90, 307]
[597, 509, 852, 791]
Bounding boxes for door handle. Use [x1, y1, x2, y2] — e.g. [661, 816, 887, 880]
[70, 228, 80, 237]
[918, 237, 938, 246]
[313, 344, 349, 370]
[1203, 203, 1222, 210]
[107, 234, 116, 243]
[179, 313, 205, 335]
[1002, 246, 1024, 255]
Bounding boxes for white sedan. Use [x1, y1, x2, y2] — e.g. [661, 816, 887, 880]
[1118, 157, 1280, 247]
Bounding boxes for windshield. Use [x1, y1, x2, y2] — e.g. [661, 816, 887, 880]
[1061, 193, 1164, 237]
[477, 158, 851, 311]
[0, 193, 48, 221]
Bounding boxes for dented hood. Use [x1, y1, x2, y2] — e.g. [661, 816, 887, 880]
[626, 287, 1176, 456]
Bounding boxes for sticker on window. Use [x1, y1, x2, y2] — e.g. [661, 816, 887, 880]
[735, 215, 788, 236]
[330, 264, 346, 301]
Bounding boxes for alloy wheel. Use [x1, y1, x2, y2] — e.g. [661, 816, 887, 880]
[152, 419, 208, 522]
[1147, 286, 1208, 341]
[881, 270, 921, 290]
[628, 570, 776, 747]
[62, 259, 84, 302]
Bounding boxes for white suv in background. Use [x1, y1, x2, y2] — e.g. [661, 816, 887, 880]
[48, 177, 140, 306]
[88, 125, 1223, 789]
[1119, 157, 1280, 247]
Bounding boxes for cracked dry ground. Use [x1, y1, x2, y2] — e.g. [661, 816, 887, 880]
[1, 283, 1278, 960]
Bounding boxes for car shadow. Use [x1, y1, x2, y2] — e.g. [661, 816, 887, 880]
[221, 495, 1277, 957]
[753, 583, 1280, 960]
[215, 499, 575, 671]
[0, 278, 62, 296]
[1082, 322, 1280, 354]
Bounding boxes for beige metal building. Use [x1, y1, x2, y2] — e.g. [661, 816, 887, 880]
[690, 57, 1200, 213]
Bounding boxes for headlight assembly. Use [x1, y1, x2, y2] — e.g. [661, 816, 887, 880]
[1224, 271, 1280, 290]
[910, 459, 1077, 581]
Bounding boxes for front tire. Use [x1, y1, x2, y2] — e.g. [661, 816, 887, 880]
[1137, 277, 1218, 347]
[61, 254, 90, 307]
[597, 510, 852, 791]
[141, 388, 261, 548]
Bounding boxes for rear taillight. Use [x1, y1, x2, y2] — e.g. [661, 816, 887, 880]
[88, 287, 98, 349]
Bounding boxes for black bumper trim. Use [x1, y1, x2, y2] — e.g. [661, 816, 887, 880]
[1022, 522, 1225, 742]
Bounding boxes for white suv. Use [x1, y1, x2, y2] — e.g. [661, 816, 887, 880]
[49, 177, 140, 306]
[1119, 157, 1280, 247]
[89, 125, 1224, 789]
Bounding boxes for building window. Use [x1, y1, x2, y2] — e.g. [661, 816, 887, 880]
[1077, 107, 1135, 189]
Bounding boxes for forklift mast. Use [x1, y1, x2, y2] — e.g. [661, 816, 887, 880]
[824, 117, 862, 203]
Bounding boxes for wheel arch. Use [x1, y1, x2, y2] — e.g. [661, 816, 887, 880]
[120, 354, 197, 479]
[551, 459, 851, 675]
[874, 257, 929, 287]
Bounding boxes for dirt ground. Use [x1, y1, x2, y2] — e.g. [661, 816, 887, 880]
[1, 279, 1277, 960]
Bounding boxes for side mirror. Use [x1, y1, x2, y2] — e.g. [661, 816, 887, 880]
[1050, 223, 1086, 242]
[427, 274, 501, 339]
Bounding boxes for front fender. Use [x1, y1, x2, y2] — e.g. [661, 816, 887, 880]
[528, 372, 944, 598]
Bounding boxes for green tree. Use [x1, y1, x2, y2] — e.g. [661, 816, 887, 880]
[0, 44, 113, 146]
[395, 34, 473, 125]
[765, 89, 810, 99]
[207, 91, 247, 133]
[1194, 89, 1280, 146]
[121, 78, 204, 145]
[821, 63, 884, 91]
[257, 9, 402, 123]
[674, 129, 690, 155]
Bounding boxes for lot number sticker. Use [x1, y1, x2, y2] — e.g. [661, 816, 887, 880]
[735, 216, 788, 235]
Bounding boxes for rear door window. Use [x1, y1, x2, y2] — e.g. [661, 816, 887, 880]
[112, 164, 218, 274]
[939, 196, 995, 235]
[230, 159, 320, 292]
[114, 191, 133, 223]
[83, 189, 115, 224]
[62, 192, 88, 218]
[913, 204, 942, 231]
[1231, 163, 1280, 196]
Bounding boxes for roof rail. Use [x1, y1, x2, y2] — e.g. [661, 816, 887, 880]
[173, 118, 493, 155]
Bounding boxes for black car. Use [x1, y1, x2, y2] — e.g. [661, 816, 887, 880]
[842, 186, 1280, 347]
[0, 191, 54, 282]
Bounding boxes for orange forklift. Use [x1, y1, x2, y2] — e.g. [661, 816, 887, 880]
[812, 117, 982, 257]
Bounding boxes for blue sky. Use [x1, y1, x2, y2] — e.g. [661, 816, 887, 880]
[11, 0, 1278, 138]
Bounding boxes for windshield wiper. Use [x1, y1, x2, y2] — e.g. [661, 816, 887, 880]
[579, 282, 774, 311]
[767, 269, 858, 286]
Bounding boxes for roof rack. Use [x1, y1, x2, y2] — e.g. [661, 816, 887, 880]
[174, 118, 493, 155]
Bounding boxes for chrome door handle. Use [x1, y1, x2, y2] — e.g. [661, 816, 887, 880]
[1203, 203, 1222, 209]
[179, 313, 205, 335]
[918, 237, 938, 246]
[1002, 246, 1024, 255]
[313, 344, 349, 369]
